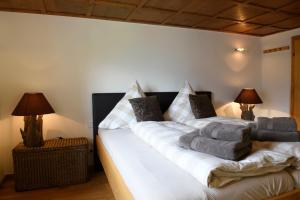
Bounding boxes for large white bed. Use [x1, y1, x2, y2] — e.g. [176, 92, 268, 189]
[98, 128, 297, 200]
[92, 91, 300, 200]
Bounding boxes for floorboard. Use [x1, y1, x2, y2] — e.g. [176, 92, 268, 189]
[0, 172, 115, 200]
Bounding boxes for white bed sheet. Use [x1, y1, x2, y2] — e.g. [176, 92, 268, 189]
[98, 128, 294, 200]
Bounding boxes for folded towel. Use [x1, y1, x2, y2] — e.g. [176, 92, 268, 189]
[199, 122, 251, 142]
[190, 136, 251, 161]
[257, 117, 272, 130]
[251, 129, 300, 142]
[257, 117, 297, 132]
[273, 117, 297, 132]
[179, 132, 252, 161]
[178, 131, 199, 149]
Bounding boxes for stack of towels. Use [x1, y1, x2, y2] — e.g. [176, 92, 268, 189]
[251, 117, 300, 142]
[179, 122, 252, 161]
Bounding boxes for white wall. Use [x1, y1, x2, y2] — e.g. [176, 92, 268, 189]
[0, 11, 262, 174]
[260, 28, 300, 117]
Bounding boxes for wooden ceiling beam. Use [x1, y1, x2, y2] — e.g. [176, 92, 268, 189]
[231, 0, 300, 17]
[86, 0, 95, 17]
[41, 0, 47, 13]
[190, 0, 255, 28]
[229, 0, 299, 34]
[193, 0, 296, 33]
[126, 0, 148, 21]
[191, 4, 238, 28]
[161, 0, 199, 25]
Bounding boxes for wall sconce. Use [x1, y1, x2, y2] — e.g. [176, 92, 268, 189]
[234, 47, 246, 52]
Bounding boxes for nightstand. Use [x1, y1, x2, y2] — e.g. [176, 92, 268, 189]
[13, 137, 89, 191]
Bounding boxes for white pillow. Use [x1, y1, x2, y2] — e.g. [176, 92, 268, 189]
[99, 81, 145, 129]
[164, 81, 196, 123]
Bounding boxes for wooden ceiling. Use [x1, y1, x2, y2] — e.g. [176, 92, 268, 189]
[1, 0, 300, 36]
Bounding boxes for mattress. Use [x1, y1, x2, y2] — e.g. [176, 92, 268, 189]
[98, 128, 294, 200]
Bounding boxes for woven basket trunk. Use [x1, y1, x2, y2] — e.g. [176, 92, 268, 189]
[13, 137, 89, 191]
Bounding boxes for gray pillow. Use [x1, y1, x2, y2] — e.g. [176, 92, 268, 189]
[129, 96, 164, 122]
[189, 94, 216, 118]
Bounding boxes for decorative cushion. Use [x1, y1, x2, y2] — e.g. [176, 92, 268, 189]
[164, 81, 196, 123]
[98, 81, 145, 129]
[189, 94, 216, 118]
[129, 96, 164, 122]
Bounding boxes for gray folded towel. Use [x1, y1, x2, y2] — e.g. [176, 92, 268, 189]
[251, 129, 300, 142]
[178, 131, 199, 149]
[257, 117, 272, 130]
[199, 122, 251, 142]
[257, 117, 297, 132]
[273, 117, 298, 132]
[179, 133, 251, 161]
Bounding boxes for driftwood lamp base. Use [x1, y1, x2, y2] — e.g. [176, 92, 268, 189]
[240, 103, 255, 121]
[21, 115, 44, 147]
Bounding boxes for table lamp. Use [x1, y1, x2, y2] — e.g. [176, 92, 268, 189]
[12, 93, 55, 147]
[234, 88, 263, 121]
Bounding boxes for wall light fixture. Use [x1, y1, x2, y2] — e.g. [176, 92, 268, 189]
[234, 47, 246, 52]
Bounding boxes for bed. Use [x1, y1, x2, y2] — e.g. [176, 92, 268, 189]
[92, 92, 300, 200]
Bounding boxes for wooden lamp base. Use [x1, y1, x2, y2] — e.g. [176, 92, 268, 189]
[240, 103, 255, 121]
[20, 115, 44, 147]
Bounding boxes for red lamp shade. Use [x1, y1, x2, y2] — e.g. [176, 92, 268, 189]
[234, 88, 263, 104]
[12, 93, 55, 116]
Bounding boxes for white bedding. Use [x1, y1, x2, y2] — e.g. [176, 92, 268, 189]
[130, 121, 294, 188]
[253, 141, 300, 170]
[98, 128, 294, 200]
[186, 117, 300, 170]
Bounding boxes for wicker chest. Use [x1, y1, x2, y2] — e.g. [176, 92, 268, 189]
[13, 137, 89, 191]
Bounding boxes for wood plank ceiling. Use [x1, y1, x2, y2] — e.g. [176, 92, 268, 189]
[1, 0, 300, 36]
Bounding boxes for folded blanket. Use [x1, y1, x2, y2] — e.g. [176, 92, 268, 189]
[251, 129, 300, 142]
[130, 121, 295, 188]
[199, 122, 251, 142]
[257, 117, 297, 132]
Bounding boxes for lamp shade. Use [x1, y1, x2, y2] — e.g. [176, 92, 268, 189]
[234, 88, 263, 104]
[12, 93, 55, 116]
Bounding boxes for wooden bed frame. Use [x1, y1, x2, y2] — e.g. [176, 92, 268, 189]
[92, 92, 300, 200]
[96, 135, 133, 200]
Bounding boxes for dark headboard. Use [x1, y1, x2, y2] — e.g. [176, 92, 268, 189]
[92, 91, 212, 169]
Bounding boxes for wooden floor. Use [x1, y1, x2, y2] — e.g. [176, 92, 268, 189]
[0, 173, 115, 200]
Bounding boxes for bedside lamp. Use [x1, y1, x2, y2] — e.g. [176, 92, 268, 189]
[12, 93, 55, 147]
[234, 88, 263, 121]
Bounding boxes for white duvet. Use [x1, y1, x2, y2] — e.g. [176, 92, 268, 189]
[184, 116, 251, 129]
[253, 142, 300, 170]
[130, 121, 295, 188]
